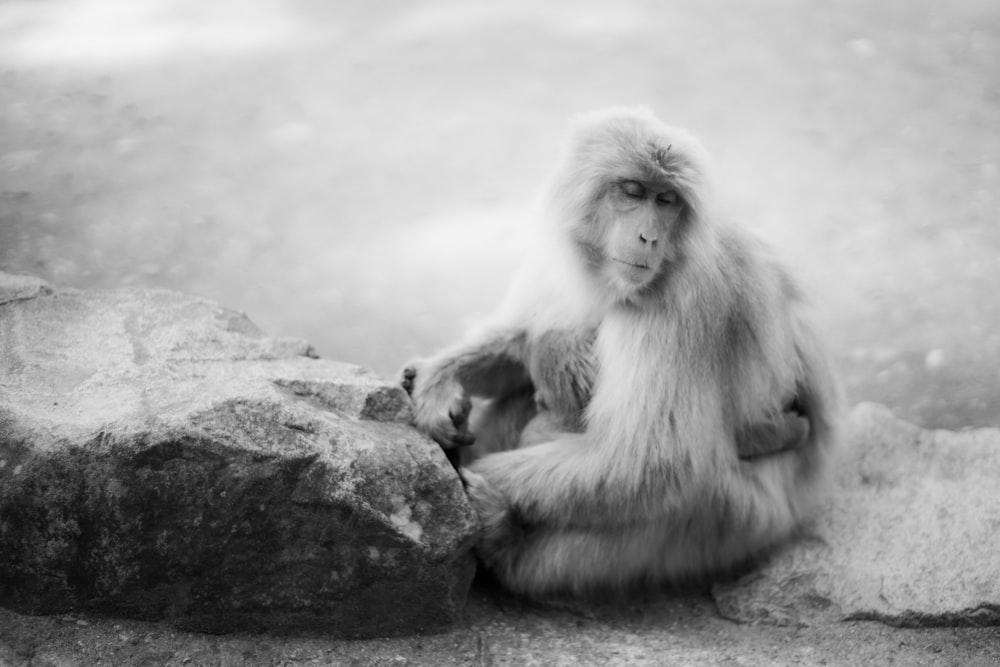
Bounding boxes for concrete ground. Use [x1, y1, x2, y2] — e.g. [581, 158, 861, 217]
[1, 0, 999, 664]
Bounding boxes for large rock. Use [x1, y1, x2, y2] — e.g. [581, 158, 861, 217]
[714, 402, 1000, 627]
[0, 272, 478, 637]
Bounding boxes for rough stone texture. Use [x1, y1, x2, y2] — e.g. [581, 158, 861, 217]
[714, 402, 1000, 628]
[0, 271, 479, 637]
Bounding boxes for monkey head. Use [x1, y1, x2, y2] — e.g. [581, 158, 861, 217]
[547, 107, 715, 303]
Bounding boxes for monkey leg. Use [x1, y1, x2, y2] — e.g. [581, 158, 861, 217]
[478, 524, 688, 597]
[464, 435, 826, 597]
[476, 505, 800, 598]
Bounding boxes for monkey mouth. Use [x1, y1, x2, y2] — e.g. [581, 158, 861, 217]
[611, 258, 656, 288]
[612, 258, 650, 270]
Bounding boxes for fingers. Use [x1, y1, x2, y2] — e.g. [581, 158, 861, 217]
[460, 466, 522, 561]
[402, 365, 475, 449]
[426, 420, 474, 449]
[777, 413, 810, 450]
[438, 428, 475, 448]
[434, 395, 476, 448]
[737, 410, 811, 460]
[532, 389, 550, 412]
[460, 467, 504, 519]
[400, 366, 418, 396]
[446, 396, 475, 446]
[449, 395, 472, 428]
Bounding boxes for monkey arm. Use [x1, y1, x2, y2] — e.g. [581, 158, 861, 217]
[404, 327, 533, 448]
[732, 270, 842, 460]
[407, 327, 532, 398]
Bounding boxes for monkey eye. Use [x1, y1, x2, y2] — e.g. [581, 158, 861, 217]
[656, 191, 679, 206]
[619, 180, 646, 199]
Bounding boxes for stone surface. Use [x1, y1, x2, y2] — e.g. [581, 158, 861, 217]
[714, 402, 1000, 627]
[0, 271, 478, 637]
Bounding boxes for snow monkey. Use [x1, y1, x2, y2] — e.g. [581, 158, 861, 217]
[402, 107, 843, 596]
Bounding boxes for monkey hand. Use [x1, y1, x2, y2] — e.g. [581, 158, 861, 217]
[400, 364, 420, 397]
[460, 467, 524, 564]
[401, 363, 475, 449]
[737, 409, 810, 460]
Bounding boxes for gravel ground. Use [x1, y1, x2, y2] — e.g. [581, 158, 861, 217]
[1, 0, 999, 664]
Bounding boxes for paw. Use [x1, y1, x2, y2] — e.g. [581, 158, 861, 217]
[532, 389, 550, 412]
[737, 411, 810, 460]
[460, 468, 507, 524]
[400, 365, 418, 396]
[400, 361, 475, 449]
[460, 467, 522, 560]
[412, 386, 475, 449]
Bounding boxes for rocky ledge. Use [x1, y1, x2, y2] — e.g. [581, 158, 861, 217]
[715, 403, 1000, 628]
[0, 272, 478, 637]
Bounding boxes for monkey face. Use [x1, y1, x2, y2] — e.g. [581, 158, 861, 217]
[596, 178, 685, 298]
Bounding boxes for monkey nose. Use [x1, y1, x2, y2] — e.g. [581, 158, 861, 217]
[639, 232, 658, 245]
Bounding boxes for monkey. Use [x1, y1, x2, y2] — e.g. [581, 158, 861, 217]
[403, 107, 842, 597]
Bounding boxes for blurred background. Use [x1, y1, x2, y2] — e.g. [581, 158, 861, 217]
[0, 0, 997, 429]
